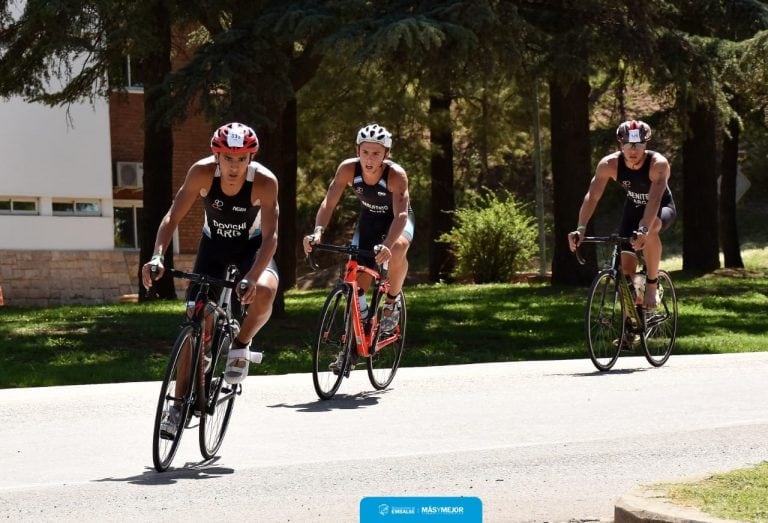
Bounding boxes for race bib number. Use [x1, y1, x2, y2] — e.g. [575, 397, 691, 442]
[227, 129, 245, 148]
[628, 128, 641, 142]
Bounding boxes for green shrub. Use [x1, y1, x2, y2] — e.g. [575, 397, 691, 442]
[439, 191, 538, 283]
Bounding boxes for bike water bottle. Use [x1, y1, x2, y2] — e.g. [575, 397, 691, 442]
[357, 288, 368, 319]
[633, 274, 646, 305]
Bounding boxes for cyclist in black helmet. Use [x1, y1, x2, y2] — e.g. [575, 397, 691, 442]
[568, 120, 677, 309]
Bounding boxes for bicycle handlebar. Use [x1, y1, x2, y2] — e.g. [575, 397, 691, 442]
[306, 243, 378, 271]
[152, 266, 238, 289]
[572, 233, 636, 266]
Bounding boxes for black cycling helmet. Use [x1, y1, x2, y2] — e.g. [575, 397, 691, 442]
[616, 120, 652, 144]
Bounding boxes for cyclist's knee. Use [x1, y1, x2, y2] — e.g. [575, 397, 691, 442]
[254, 282, 277, 305]
[390, 238, 410, 259]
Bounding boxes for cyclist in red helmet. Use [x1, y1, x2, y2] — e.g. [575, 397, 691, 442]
[568, 120, 677, 309]
[303, 124, 415, 372]
[142, 122, 279, 396]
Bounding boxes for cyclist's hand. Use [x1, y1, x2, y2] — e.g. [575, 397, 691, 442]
[141, 256, 165, 289]
[303, 227, 323, 254]
[568, 231, 582, 252]
[374, 244, 392, 264]
[237, 278, 254, 304]
[631, 230, 647, 250]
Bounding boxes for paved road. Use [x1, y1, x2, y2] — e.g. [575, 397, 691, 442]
[1, 353, 767, 522]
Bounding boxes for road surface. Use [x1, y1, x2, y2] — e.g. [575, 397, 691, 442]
[1, 353, 767, 522]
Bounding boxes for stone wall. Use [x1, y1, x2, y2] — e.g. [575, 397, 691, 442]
[0, 251, 196, 307]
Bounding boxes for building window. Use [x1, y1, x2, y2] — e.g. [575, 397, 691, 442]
[109, 55, 147, 91]
[114, 204, 143, 248]
[0, 198, 38, 214]
[125, 55, 146, 90]
[52, 200, 102, 216]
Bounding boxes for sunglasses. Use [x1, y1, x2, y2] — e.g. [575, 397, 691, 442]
[622, 142, 646, 150]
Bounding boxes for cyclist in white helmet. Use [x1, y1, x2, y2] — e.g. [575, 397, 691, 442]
[303, 124, 415, 372]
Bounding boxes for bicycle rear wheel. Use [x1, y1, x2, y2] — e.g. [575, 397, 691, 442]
[642, 270, 677, 367]
[153, 325, 199, 472]
[312, 284, 353, 400]
[367, 291, 406, 389]
[585, 270, 625, 371]
[199, 324, 238, 459]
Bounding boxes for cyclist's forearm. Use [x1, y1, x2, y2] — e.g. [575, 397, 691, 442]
[576, 199, 598, 230]
[314, 204, 334, 230]
[640, 201, 662, 229]
[152, 214, 176, 257]
[640, 184, 665, 229]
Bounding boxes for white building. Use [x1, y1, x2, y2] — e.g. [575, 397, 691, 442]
[0, 97, 115, 250]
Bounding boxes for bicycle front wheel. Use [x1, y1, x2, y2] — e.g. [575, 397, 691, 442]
[153, 325, 198, 472]
[585, 270, 624, 371]
[642, 270, 678, 367]
[312, 284, 353, 400]
[367, 291, 406, 389]
[199, 328, 237, 459]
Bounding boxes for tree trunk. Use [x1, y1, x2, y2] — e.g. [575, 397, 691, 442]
[138, 2, 175, 301]
[275, 98, 298, 316]
[257, 98, 297, 318]
[682, 104, 720, 272]
[719, 116, 744, 268]
[549, 76, 595, 285]
[428, 94, 456, 282]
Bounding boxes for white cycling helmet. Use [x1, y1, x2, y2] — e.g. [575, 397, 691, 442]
[356, 124, 392, 149]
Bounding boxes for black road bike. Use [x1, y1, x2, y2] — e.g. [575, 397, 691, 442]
[151, 265, 245, 472]
[575, 234, 678, 371]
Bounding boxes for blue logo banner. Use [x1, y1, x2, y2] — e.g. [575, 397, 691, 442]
[360, 497, 482, 522]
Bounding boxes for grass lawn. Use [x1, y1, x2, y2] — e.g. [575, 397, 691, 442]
[660, 461, 768, 521]
[1, 247, 766, 388]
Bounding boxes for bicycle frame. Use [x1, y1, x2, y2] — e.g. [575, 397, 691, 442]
[341, 258, 395, 358]
[167, 266, 242, 409]
[308, 244, 399, 358]
[182, 265, 239, 349]
[600, 240, 645, 333]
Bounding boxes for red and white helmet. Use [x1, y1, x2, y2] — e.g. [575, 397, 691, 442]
[210, 122, 259, 155]
[616, 120, 652, 144]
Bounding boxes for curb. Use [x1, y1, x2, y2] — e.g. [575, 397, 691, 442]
[614, 486, 741, 523]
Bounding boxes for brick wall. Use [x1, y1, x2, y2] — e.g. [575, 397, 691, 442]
[0, 251, 196, 306]
[109, 92, 213, 255]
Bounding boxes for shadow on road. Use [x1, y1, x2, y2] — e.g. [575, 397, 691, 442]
[267, 390, 390, 412]
[553, 368, 652, 377]
[95, 457, 234, 485]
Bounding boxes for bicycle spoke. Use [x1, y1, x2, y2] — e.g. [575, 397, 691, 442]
[312, 285, 352, 400]
[642, 271, 677, 367]
[586, 271, 624, 371]
[368, 292, 406, 389]
[153, 326, 197, 472]
[199, 328, 237, 459]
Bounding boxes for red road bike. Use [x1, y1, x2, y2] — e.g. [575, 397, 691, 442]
[307, 244, 407, 400]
